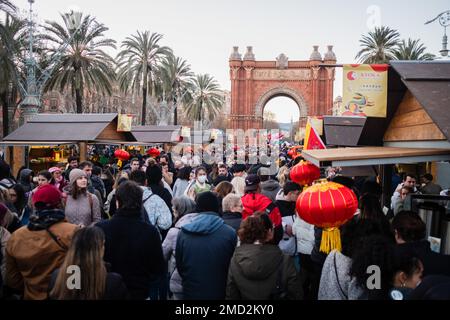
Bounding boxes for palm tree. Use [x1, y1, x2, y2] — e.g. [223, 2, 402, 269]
[42, 13, 116, 113]
[184, 74, 223, 126]
[117, 31, 172, 125]
[0, 0, 15, 15]
[393, 38, 435, 61]
[356, 26, 400, 63]
[154, 53, 193, 124]
[0, 15, 26, 137]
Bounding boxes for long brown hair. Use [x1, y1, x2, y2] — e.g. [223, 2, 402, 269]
[70, 178, 87, 200]
[50, 226, 107, 300]
[214, 181, 234, 199]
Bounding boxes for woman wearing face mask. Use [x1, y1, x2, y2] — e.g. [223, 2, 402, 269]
[187, 167, 211, 200]
[64, 169, 101, 227]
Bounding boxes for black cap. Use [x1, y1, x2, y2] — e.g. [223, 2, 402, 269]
[245, 174, 260, 192]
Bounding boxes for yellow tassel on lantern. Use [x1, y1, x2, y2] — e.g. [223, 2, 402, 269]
[319, 227, 342, 254]
[117, 160, 122, 168]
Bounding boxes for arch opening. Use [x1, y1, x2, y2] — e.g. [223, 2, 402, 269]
[263, 95, 301, 141]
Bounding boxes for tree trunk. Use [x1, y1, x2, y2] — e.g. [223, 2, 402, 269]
[174, 102, 178, 125]
[1, 93, 9, 139]
[75, 88, 83, 113]
[142, 86, 147, 125]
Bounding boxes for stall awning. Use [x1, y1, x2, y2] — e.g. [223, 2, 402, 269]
[131, 126, 182, 143]
[0, 141, 76, 146]
[301, 147, 450, 168]
[2, 114, 121, 143]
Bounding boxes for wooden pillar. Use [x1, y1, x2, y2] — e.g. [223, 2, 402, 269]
[4, 146, 26, 177]
[79, 142, 88, 162]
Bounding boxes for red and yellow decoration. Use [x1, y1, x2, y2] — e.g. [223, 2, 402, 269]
[289, 160, 320, 187]
[287, 146, 302, 159]
[296, 180, 358, 253]
[114, 149, 130, 168]
[303, 120, 326, 150]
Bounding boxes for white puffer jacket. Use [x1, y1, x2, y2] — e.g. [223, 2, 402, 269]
[292, 216, 315, 255]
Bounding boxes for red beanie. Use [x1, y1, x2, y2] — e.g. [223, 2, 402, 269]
[32, 184, 62, 209]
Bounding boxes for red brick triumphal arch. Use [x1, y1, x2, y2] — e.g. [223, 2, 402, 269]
[229, 46, 337, 131]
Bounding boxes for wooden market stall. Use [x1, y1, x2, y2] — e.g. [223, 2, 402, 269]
[312, 61, 450, 206]
[1, 113, 137, 175]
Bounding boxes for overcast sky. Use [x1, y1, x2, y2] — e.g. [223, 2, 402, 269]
[13, 0, 449, 122]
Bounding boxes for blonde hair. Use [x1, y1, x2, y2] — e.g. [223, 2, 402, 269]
[222, 193, 242, 212]
[277, 166, 290, 188]
[50, 227, 107, 300]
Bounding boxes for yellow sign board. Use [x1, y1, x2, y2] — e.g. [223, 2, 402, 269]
[117, 114, 133, 132]
[341, 64, 388, 118]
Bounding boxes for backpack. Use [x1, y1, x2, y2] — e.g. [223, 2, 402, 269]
[141, 190, 172, 239]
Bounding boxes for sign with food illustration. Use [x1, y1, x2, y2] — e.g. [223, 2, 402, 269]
[341, 64, 388, 118]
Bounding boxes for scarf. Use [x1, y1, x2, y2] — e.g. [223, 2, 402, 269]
[28, 208, 66, 231]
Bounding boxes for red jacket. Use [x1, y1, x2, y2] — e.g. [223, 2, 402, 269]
[241, 193, 282, 227]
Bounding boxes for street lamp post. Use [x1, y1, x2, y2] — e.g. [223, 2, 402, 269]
[425, 10, 450, 58]
[19, 0, 82, 124]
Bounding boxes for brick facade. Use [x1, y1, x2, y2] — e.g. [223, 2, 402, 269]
[229, 46, 337, 130]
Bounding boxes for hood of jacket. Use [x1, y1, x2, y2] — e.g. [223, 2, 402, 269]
[241, 193, 272, 216]
[261, 179, 280, 192]
[175, 212, 199, 229]
[233, 244, 283, 280]
[181, 212, 224, 235]
[19, 169, 33, 184]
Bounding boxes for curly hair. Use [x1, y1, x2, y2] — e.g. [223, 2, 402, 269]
[341, 217, 395, 258]
[349, 234, 394, 296]
[238, 212, 273, 244]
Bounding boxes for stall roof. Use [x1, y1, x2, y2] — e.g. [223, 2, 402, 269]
[324, 61, 450, 147]
[302, 147, 450, 168]
[390, 61, 450, 141]
[1, 113, 136, 145]
[131, 125, 182, 143]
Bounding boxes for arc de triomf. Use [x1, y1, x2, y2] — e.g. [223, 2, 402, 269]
[228, 45, 337, 130]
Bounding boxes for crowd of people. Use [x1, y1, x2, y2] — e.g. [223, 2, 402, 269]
[0, 148, 449, 300]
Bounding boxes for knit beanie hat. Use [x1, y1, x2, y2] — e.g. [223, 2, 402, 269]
[32, 184, 62, 209]
[195, 191, 220, 213]
[146, 164, 162, 184]
[69, 168, 87, 185]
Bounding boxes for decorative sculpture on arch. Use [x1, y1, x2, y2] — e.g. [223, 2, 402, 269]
[276, 53, 289, 69]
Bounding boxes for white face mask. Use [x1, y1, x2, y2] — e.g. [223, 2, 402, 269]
[197, 175, 207, 184]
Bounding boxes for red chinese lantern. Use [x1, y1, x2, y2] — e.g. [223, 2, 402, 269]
[287, 149, 295, 158]
[289, 161, 320, 186]
[296, 180, 358, 253]
[147, 148, 160, 158]
[114, 149, 130, 161]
